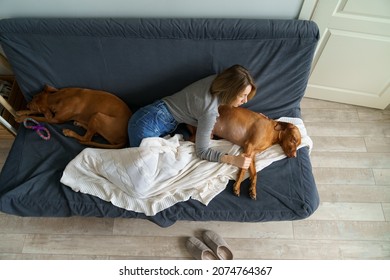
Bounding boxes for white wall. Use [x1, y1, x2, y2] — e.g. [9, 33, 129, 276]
[0, 0, 303, 19]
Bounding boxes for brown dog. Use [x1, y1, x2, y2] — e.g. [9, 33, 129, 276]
[188, 105, 301, 199]
[16, 85, 132, 149]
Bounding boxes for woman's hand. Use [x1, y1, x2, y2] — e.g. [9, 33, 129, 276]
[221, 154, 252, 169]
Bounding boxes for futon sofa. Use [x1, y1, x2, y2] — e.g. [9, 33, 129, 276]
[0, 18, 319, 227]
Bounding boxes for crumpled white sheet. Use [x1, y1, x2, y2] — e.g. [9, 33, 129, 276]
[60, 117, 312, 216]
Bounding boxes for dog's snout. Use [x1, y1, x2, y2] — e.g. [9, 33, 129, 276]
[291, 151, 297, 158]
[285, 149, 297, 158]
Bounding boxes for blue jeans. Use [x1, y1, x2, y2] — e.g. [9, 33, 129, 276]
[128, 100, 179, 147]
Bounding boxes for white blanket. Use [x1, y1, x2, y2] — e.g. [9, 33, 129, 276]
[60, 117, 312, 216]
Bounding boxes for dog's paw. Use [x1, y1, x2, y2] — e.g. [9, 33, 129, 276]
[62, 128, 75, 137]
[233, 183, 241, 197]
[14, 115, 27, 123]
[249, 185, 257, 200]
[16, 110, 29, 116]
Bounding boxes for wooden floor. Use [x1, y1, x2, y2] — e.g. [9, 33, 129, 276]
[0, 97, 389, 260]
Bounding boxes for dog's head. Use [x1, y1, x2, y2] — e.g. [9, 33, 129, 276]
[275, 122, 301, 158]
[27, 85, 57, 113]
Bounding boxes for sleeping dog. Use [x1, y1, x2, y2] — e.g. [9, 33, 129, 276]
[16, 85, 132, 148]
[187, 105, 301, 199]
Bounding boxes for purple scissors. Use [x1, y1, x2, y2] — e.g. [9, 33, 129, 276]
[23, 118, 51, 140]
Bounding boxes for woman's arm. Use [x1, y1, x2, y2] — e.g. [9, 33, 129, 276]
[194, 113, 221, 161]
[220, 154, 251, 169]
[195, 113, 251, 169]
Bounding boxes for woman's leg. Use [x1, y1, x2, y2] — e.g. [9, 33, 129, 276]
[128, 100, 178, 147]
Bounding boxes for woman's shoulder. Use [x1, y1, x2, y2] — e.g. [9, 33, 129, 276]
[187, 74, 216, 89]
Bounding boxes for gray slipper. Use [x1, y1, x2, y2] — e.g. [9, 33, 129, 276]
[186, 236, 218, 260]
[202, 230, 233, 260]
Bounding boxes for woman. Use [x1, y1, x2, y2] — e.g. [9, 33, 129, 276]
[128, 64, 257, 169]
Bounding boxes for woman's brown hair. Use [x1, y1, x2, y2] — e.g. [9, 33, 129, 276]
[210, 64, 257, 105]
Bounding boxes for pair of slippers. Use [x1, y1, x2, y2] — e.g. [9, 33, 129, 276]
[185, 230, 233, 260]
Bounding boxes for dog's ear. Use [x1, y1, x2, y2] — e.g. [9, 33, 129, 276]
[43, 84, 58, 94]
[275, 122, 296, 131]
[275, 122, 288, 131]
[291, 135, 298, 144]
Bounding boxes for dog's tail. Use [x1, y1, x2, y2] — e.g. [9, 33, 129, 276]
[79, 141, 126, 149]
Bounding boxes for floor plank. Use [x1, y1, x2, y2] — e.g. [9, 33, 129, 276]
[310, 152, 390, 168]
[313, 168, 375, 185]
[113, 219, 294, 239]
[365, 137, 390, 153]
[228, 239, 390, 259]
[308, 202, 385, 222]
[0, 215, 115, 235]
[310, 136, 367, 152]
[293, 220, 390, 241]
[317, 185, 390, 203]
[22, 234, 191, 259]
